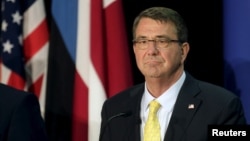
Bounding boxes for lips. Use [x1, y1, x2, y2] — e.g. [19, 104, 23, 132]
[144, 60, 162, 65]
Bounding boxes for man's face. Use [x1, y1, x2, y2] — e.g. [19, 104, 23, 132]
[133, 18, 189, 79]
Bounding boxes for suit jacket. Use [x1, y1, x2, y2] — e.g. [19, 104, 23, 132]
[0, 84, 48, 141]
[99, 72, 246, 141]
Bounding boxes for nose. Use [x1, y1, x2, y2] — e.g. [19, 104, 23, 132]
[147, 41, 159, 54]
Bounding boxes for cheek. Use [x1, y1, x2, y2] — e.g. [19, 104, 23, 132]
[162, 51, 181, 64]
[134, 52, 145, 68]
[161, 51, 173, 60]
[134, 49, 143, 58]
[134, 51, 140, 60]
[135, 53, 144, 64]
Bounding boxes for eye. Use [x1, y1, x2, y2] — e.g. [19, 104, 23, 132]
[158, 39, 168, 43]
[138, 40, 148, 44]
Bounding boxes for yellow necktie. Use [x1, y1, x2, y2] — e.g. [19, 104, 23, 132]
[144, 100, 161, 141]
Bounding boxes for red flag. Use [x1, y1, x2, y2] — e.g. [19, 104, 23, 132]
[0, 0, 49, 117]
[72, 0, 133, 140]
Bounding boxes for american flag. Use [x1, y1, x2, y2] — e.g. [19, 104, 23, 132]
[0, 0, 49, 116]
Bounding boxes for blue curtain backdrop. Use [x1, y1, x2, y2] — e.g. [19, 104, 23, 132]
[223, 0, 250, 124]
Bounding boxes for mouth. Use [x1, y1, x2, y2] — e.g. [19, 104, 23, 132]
[145, 60, 161, 65]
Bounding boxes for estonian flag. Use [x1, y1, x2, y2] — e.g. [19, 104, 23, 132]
[45, 0, 133, 141]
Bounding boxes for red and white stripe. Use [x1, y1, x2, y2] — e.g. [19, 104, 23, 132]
[23, 0, 49, 117]
[72, 0, 132, 140]
[0, 0, 49, 117]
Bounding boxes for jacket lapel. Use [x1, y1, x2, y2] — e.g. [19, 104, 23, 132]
[123, 84, 144, 141]
[164, 73, 202, 141]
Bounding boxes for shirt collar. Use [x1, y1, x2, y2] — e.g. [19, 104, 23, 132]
[142, 71, 186, 112]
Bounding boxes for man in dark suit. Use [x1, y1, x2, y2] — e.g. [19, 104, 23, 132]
[0, 83, 48, 141]
[99, 7, 247, 141]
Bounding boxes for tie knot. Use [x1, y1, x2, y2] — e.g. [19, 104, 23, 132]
[149, 100, 161, 113]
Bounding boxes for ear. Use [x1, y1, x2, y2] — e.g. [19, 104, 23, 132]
[180, 42, 190, 62]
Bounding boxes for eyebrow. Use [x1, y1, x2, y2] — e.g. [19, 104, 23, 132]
[155, 35, 173, 39]
[135, 35, 172, 40]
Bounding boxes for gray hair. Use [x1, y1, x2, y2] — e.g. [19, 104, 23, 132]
[132, 7, 188, 43]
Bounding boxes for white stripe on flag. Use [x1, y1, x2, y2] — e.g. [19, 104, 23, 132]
[0, 64, 11, 84]
[23, 0, 46, 38]
[103, 0, 115, 8]
[76, 1, 106, 141]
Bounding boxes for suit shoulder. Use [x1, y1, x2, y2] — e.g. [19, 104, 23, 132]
[0, 83, 37, 106]
[185, 73, 239, 103]
[105, 83, 144, 103]
[194, 80, 242, 107]
[198, 80, 235, 96]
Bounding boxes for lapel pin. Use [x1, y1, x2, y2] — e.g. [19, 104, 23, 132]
[188, 104, 195, 109]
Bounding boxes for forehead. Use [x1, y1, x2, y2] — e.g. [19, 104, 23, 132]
[135, 18, 177, 38]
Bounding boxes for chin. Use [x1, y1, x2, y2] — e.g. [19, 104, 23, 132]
[145, 73, 161, 78]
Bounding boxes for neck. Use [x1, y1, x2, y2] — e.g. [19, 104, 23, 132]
[145, 71, 183, 98]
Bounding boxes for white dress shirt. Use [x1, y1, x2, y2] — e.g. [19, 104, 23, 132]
[140, 72, 186, 141]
